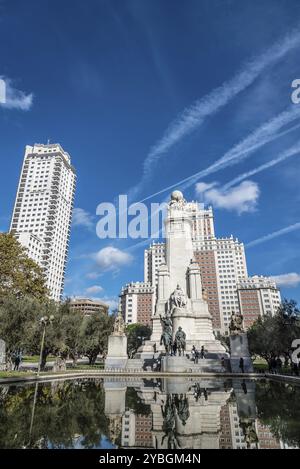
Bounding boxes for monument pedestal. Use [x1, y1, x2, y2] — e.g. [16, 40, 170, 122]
[105, 334, 128, 369]
[230, 333, 253, 373]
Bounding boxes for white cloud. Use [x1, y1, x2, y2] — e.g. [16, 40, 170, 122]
[0, 77, 33, 110]
[94, 246, 133, 272]
[86, 272, 101, 280]
[73, 207, 94, 230]
[195, 182, 216, 193]
[85, 285, 103, 294]
[196, 180, 260, 214]
[129, 27, 300, 199]
[102, 297, 119, 311]
[270, 273, 300, 288]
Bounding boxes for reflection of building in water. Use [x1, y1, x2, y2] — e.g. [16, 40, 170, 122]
[256, 421, 281, 449]
[219, 403, 233, 449]
[227, 401, 250, 449]
[104, 378, 281, 450]
[122, 378, 233, 449]
[121, 411, 153, 448]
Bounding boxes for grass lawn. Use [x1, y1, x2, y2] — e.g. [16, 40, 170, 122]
[0, 371, 34, 379]
[22, 355, 56, 363]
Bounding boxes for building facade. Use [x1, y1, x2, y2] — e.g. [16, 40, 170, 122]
[237, 276, 281, 329]
[10, 143, 76, 300]
[120, 282, 154, 326]
[70, 297, 109, 316]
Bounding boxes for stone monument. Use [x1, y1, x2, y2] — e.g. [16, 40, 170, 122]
[229, 311, 253, 372]
[145, 191, 225, 354]
[144, 190, 226, 361]
[105, 304, 128, 369]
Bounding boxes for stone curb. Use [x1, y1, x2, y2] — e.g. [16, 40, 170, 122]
[0, 371, 263, 385]
[1, 371, 299, 386]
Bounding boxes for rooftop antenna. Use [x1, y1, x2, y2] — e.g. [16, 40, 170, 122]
[47, 138, 50, 145]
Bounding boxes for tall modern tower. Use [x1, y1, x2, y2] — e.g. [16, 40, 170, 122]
[10, 143, 76, 300]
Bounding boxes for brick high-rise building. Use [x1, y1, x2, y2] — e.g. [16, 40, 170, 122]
[237, 276, 281, 329]
[10, 143, 76, 300]
[120, 282, 154, 326]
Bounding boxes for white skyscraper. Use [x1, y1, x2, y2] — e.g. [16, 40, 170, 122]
[10, 143, 76, 300]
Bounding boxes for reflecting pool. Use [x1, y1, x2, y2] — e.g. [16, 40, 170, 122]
[0, 377, 299, 449]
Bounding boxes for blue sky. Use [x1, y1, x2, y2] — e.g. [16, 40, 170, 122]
[1, 0, 300, 309]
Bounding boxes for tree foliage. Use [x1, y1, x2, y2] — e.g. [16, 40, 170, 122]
[0, 233, 48, 301]
[0, 295, 40, 356]
[247, 299, 300, 365]
[79, 312, 114, 365]
[126, 323, 151, 358]
[0, 295, 114, 369]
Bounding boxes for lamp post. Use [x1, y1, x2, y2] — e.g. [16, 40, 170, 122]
[37, 315, 54, 376]
[26, 314, 54, 448]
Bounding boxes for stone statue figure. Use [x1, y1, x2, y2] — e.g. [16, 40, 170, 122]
[108, 416, 122, 445]
[113, 307, 125, 335]
[168, 190, 186, 210]
[161, 395, 180, 449]
[170, 285, 187, 309]
[160, 315, 173, 354]
[175, 327, 186, 356]
[229, 311, 244, 335]
[202, 287, 208, 302]
[240, 418, 258, 448]
[174, 394, 190, 426]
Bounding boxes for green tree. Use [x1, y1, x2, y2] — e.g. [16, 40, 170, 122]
[59, 299, 84, 366]
[247, 299, 300, 367]
[126, 323, 151, 358]
[26, 300, 66, 370]
[79, 312, 114, 365]
[0, 233, 48, 301]
[0, 295, 40, 358]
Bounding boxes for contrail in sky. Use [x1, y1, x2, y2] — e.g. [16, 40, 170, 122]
[137, 108, 300, 203]
[128, 27, 300, 199]
[223, 140, 300, 190]
[246, 222, 300, 248]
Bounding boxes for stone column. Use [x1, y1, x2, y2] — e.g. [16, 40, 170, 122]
[157, 264, 170, 302]
[105, 334, 128, 369]
[230, 333, 253, 372]
[188, 262, 203, 300]
[165, 207, 194, 294]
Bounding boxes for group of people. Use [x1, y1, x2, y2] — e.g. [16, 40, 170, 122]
[268, 357, 283, 374]
[191, 345, 206, 363]
[268, 356, 300, 376]
[11, 351, 22, 371]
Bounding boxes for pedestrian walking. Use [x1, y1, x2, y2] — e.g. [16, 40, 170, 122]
[239, 357, 245, 373]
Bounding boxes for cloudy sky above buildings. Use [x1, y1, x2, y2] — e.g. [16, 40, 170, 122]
[1, 0, 300, 309]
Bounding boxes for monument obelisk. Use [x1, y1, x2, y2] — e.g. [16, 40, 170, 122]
[150, 190, 225, 356]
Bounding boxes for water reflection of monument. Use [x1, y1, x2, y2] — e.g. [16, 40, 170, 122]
[103, 378, 274, 449]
